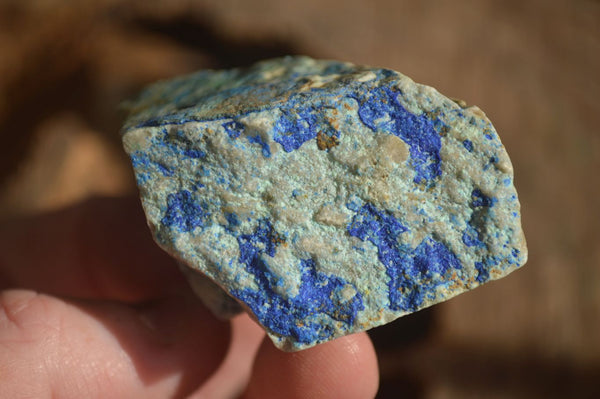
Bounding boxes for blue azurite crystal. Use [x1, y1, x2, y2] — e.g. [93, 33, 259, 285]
[122, 56, 527, 351]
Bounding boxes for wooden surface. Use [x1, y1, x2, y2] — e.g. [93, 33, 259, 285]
[1, 0, 598, 397]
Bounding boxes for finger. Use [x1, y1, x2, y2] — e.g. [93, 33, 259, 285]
[0, 196, 189, 302]
[0, 289, 229, 398]
[190, 313, 265, 399]
[243, 332, 379, 399]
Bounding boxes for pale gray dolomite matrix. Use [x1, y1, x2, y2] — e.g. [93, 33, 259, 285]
[122, 56, 527, 351]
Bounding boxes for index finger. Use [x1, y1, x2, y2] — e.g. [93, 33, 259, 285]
[0, 196, 189, 302]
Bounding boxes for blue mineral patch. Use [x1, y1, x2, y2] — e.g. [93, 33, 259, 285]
[130, 128, 207, 183]
[247, 135, 271, 157]
[354, 86, 442, 184]
[474, 262, 489, 283]
[463, 190, 491, 249]
[346, 202, 408, 242]
[231, 219, 363, 344]
[190, 181, 205, 191]
[483, 155, 499, 171]
[161, 189, 208, 232]
[462, 224, 485, 248]
[223, 121, 244, 139]
[474, 256, 500, 283]
[237, 219, 282, 261]
[155, 162, 174, 177]
[130, 152, 174, 182]
[129, 152, 152, 183]
[471, 188, 497, 208]
[271, 91, 344, 153]
[462, 188, 507, 283]
[347, 203, 462, 312]
[272, 96, 328, 152]
[462, 139, 474, 152]
[224, 212, 240, 228]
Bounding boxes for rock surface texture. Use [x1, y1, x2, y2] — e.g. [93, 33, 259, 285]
[122, 56, 527, 351]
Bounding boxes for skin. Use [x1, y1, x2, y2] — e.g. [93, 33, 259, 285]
[0, 197, 379, 398]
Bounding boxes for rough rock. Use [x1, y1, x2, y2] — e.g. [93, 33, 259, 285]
[122, 56, 527, 351]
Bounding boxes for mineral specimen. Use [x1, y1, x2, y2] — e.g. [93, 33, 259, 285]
[122, 56, 527, 351]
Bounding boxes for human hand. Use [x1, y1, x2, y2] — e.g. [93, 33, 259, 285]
[0, 197, 379, 398]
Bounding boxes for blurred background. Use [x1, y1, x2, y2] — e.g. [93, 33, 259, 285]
[0, 0, 598, 397]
